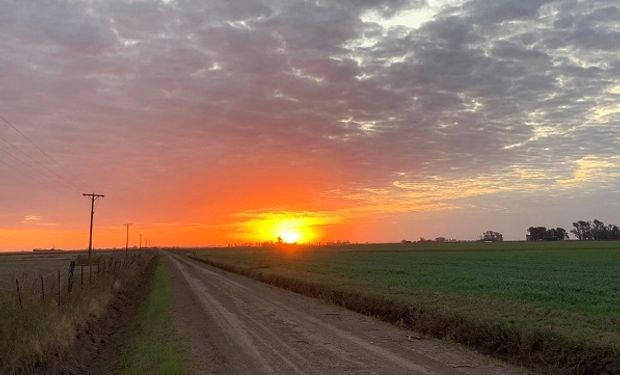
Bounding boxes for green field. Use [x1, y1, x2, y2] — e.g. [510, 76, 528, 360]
[189, 241, 620, 374]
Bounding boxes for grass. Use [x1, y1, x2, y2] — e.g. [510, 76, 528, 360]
[118, 258, 185, 375]
[0, 253, 149, 374]
[189, 241, 620, 374]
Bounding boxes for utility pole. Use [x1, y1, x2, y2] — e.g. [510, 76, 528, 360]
[139, 233, 142, 249]
[82, 193, 104, 263]
[124, 223, 132, 257]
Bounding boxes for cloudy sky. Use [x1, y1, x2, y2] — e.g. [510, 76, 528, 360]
[0, 0, 619, 249]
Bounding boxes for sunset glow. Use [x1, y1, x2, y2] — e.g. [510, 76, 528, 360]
[233, 212, 335, 245]
[279, 230, 302, 244]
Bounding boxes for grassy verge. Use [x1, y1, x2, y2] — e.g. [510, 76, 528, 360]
[118, 258, 185, 375]
[188, 243, 620, 375]
[0, 254, 149, 374]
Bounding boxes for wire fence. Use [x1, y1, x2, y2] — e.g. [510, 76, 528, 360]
[0, 252, 145, 309]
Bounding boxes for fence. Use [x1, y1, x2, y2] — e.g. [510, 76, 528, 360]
[0, 252, 145, 309]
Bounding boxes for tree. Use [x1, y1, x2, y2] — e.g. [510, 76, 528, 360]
[527, 226, 568, 241]
[569, 220, 620, 240]
[571, 221, 592, 240]
[553, 227, 569, 240]
[591, 219, 607, 240]
[481, 231, 503, 242]
[609, 224, 620, 240]
[544, 227, 568, 240]
[527, 226, 547, 241]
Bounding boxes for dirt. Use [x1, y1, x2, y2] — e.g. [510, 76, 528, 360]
[56, 256, 156, 375]
[164, 252, 534, 375]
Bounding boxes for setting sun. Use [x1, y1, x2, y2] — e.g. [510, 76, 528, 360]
[272, 218, 311, 244]
[233, 211, 340, 244]
[279, 229, 302, 244]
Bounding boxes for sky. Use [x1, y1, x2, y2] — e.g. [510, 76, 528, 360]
[0, 0, 619, 250]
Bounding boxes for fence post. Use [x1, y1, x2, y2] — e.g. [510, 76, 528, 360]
[57, 270, 61, 306]
[15, 279, 22, 308]
[68, 261, 75, 293]
[89, 264, 92, 283]
[41, 276, 45, 301]
[81, 264, 84, 288]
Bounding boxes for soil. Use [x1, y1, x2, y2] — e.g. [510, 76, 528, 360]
[57, 256, 156, 375]
[164, 252, 534, 375]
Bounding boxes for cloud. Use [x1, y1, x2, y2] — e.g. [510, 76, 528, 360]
[0, 0, 618, 244]
[334, 155, 620, 214]
[22, 215, 42, 223]
[19, 214, 59, 227]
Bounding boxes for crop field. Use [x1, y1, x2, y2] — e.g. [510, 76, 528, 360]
[189, 241, 620, 373]
[0, 251, 134, 291]
[0, 253, 78, 290]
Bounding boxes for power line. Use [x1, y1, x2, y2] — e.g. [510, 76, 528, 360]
[0, 115, 90, 191]
[0, 142, 81, 193]
[0, 153, 50, 186]
[0, 132, 83, 193]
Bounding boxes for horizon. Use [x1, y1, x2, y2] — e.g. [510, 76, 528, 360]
[1, 0, 619, 250]
[0, 233, 612, 253]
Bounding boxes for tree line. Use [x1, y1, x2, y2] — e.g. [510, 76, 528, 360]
[478, 219, 620, 242]
[526, 227, 568, 241]
[527, 219, 620, 241]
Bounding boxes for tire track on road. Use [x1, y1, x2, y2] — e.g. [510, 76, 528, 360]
[164, 252, 531, 375]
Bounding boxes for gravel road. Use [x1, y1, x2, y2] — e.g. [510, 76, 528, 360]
[164, 252, 531, 375]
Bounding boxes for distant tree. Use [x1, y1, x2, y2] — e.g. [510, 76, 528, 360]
[481, 231, 503, 242]
[568, 219, 620, 240]
[571, 221, 592, 240]
[527, 226, 547, 241]
[527, 227, 567, 241]
[435, 237, 446, 243]
[543, 228, 555, 241]
[544, 227, 568, 241]
[591, 219, 607, 240]
[609, 224, 620, 240]
[554, 227, 569, 240]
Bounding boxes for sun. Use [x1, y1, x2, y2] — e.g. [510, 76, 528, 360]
[279, 229, 302, 244]
[236, 211, 335, 245]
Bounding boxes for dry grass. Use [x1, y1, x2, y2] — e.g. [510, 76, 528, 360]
[0, 253, 151, 374]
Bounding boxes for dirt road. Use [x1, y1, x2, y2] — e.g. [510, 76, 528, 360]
[164, 252, 530, 375]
